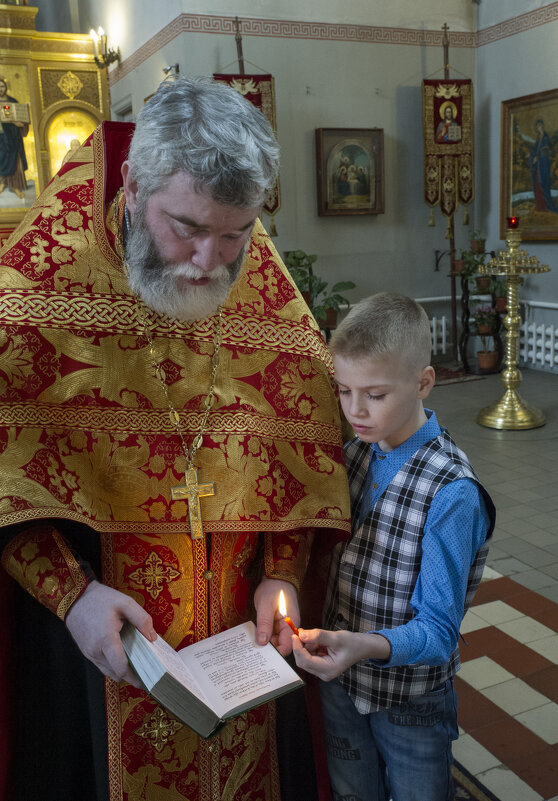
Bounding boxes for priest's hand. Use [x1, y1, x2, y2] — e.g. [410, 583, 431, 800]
[65, 580, 157, 688]
[253, 576, 299, 656]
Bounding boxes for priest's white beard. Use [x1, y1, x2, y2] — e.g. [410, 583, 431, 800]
[125, 202, 246, 322]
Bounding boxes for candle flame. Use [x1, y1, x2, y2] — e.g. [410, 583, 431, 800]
[278, 589, 287, 617]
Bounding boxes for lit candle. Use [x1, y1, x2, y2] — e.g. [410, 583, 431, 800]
[89, 28, 99, 59]
[278, 590, 299, 635]
[507, 216, 519, 229]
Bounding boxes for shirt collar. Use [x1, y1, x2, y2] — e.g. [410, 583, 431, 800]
[370, 408, 441, 465]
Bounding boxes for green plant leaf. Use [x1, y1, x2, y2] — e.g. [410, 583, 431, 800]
[331, 281, 356, 292]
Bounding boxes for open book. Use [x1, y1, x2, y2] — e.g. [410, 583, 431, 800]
[0, 103, 30, 123]
[121, 619, 304, 739]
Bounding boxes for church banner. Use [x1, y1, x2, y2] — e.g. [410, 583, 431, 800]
[422, 79, 474, 219]
[213, 74, 280, 230]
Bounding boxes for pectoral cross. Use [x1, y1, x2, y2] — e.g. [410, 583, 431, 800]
[171, 466, 215, 540]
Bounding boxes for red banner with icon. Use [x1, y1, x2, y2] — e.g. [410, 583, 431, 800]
[422, 79, 474, 219]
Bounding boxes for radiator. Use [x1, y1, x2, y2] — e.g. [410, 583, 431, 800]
[520, 321, 558, 371]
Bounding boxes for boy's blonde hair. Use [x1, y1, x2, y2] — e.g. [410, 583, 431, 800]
[329, 292, 432, 371]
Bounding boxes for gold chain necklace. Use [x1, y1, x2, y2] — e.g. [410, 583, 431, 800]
[113, 193, 222, 540]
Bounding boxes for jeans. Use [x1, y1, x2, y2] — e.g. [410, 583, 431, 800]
[319, 677, 458, 801]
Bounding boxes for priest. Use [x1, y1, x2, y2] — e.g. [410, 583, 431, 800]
[0, 76, 350, 801]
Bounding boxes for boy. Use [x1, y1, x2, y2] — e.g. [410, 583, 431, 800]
[293, 292, 494, 801]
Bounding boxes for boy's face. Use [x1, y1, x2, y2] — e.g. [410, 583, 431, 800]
[333, 352, 435, 451]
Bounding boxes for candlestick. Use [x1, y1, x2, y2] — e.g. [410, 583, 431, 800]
[476, 225, 549, 429]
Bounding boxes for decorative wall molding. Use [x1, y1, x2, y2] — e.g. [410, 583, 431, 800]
[109, 14, 473, 85]
[478, 1, 558, 46]
[109, 5, 558, 86]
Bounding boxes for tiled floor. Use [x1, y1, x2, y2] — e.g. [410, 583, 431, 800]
[431, 367, 558, 801]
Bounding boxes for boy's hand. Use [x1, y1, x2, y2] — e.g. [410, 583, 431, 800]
[292, 628, 390, 681]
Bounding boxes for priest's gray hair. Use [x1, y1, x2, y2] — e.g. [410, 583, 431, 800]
[126, 76, 279, 207]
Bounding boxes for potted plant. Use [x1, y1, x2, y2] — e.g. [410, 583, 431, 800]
[476, 336, 499, 372]
[460, 248, 490, 292]
[452, 250, 466, 274]
[284, 249, 319, 305]
[469, 229, 486, 254]
[313, 280, 356, 327]
[473, 305, 498, 334]
[285, 249, 355, 327]
[492, 277, 507, 312]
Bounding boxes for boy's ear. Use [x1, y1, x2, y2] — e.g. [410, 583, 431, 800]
[417, 366, 436, 399]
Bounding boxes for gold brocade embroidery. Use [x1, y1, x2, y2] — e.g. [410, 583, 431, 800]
[232, 541, 253, 576]
[1, 526, 86, 619]
[128, 551, 180, 600]
[106, 531, 195, 649]
[134, 706, 183, 752]
[220, 716, 270, 801]
[0, 139, 350, 535]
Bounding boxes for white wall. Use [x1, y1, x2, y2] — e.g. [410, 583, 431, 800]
[89, 0, 475, 55]
[104, 4, 477, 309]
[61, 0, 558, 332]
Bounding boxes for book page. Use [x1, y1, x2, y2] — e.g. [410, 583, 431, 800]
[180, 621, 300, 718]
[147, 634, 211, 705]
[0, 103, 30, 123]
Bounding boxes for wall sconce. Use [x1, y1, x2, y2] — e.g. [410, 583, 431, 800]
[89, 26, 121, 69]
[163, 64, 180, 76]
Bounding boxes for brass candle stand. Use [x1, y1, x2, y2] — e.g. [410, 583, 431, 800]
[476, 226, 550, 430]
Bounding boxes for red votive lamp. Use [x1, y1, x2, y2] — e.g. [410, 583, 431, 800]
[507, 216, 519, 229]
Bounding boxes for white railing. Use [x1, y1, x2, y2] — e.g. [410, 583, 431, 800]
[416, 297, 558, 372]
[430, 316, 448, 356]
[520, 321, 558, 370]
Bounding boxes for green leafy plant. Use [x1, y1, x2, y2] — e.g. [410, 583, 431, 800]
[313, 280, 356, 324]
[285, 249, 355, 324]
[284, 250, 319, 302]
[460, 248, 488, 278]
[491, 277, 507, 297]
[469, 230, 486, 253]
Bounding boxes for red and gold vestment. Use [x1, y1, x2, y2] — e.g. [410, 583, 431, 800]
[0, 122, 350, 800]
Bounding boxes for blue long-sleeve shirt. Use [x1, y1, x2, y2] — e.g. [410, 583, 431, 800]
[358, 410, 490, 668]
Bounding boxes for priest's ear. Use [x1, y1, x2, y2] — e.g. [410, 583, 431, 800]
[121, 161, 139, 215]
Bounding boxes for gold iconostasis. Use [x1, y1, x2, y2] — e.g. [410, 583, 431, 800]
[0, 3, 109, 240]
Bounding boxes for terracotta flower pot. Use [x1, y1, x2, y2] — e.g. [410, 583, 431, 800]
[324, 308, 338, 328]
[495, 296, 506, 312]
[475, 276, 490, 293]
[317, 308, 338, 328]
[470, 238, 485, 254]
[453, 259, 465, 274]
[477, 324, 492, 334]
[477, 350, 499, 371]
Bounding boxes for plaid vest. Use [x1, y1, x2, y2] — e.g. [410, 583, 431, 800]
[324, 429, 495, 713]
